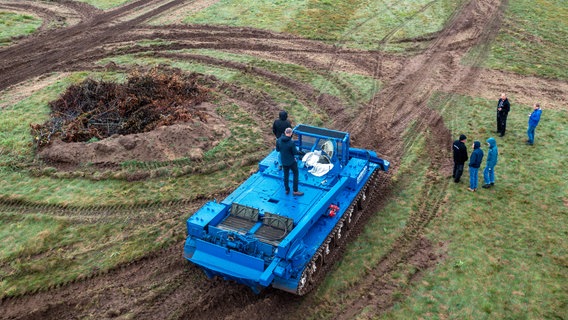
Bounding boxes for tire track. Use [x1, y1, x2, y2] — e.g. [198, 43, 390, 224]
[0, 0, 555, 319]
[330, 0, 509, 317]
[0, 0, 189, 91]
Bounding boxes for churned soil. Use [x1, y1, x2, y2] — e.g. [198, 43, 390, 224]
[37, 102, 229, 168]
[0, 0, 566, 319]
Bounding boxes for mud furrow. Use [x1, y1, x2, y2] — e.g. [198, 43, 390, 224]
[1, 0, 556, 319]
[329, 0, 508, 318]
[154, 52, 348, 117]
[0, 0, 187, 91]
[349, 0, 501, 148]
[0, 0, 97, 29]
[337, 168, 448, 319]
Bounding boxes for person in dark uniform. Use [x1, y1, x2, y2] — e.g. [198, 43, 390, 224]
[452, 134, 468, 183]
[276, 127, 303, 196]
[272, 110, 291, 140]
[496, 93, 510, 137]
[272, 110, 292, 168]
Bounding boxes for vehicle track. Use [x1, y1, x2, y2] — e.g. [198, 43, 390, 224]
[0, 0, 565, 319]
[331, 0, 508, 317]
[0, 0, 97, 31]
[0, 0, 190, 90]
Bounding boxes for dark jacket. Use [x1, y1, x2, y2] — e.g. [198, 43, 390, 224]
[469, 141, 484, 168]
[452, 139, 468, 164]
[528, 108, 542, 127]
[497, 98, 510, 116]
[276, 135, 299, 166]
[485, 137, 498, 168]
[272, 110, 291, 138]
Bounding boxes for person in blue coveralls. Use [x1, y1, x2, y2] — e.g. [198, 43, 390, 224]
[526, 103, 542, 145]
[482, 137, 498, 189]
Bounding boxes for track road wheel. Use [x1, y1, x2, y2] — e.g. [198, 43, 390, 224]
[297, 252, 324, 295]
[297, 261, 316, 295]
[344, 206, 354, 229]
[357, 185, 370, 211]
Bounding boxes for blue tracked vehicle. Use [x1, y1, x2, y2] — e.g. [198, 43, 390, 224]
[184, 124, 389, 295]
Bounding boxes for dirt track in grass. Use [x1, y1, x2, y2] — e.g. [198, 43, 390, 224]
[0, 0, 566, 319]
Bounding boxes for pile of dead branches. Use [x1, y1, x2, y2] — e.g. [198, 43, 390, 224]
[31, 67, 210, 149]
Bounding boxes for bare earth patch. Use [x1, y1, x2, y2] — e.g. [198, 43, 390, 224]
[38, 102, 229, 168]
[453, 68, 568, 111]
[0, 73, 70, 110]
[0, 0, 566, 319]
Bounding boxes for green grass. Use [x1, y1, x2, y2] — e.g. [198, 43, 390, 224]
[204, 103, 265, 161]
[0, 72, 125, 167]
[301, 93, 567, 319]
[184, 0, 462, 51]
[469, 0, 568, 80]
[97, 53, 330, 125]
[0, 210, 180, 297]
[184, 0, 307, 32]
[0, 12, 42, 46]
[162, 49, 380, 109]
[380, 93, 568, 319]
[75, 0, 133, 10]
[0, 65, 266, 296]
[0, 70, 257, 206]
[0, 165, 250, 206]
[317, 138, 428, 306]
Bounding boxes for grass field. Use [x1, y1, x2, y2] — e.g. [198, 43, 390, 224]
[470, 0, 568, 80]
[0, 210, 178, 297]
[76, 0, 133, 9]
[97, 49, 380, 124]
[0, 69, 260, 296]
[384, 94, 567, 319]
[0, 0, 566, 318]
[185, 0, 463, 51]
[305, 94, 567, 319]
[0, 11, 42, 46]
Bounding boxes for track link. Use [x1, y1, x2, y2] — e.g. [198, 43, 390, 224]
[296, 170, 380, 295]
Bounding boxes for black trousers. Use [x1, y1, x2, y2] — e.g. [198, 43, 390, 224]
[497, 113, 508, 135]
[453, 162, 465, 182]
[283, 161, 299, 192]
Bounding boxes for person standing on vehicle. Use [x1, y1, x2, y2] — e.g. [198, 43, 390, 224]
[496, 93, 510, 137]
[468, 141, 484, 192]
[452, 134, 468, 183]
[526, 103, 542, 145]
[277, 127, 304, 196]
[482, 137, 498, 189]
[272, 110, 291, 139]
[272, 110, 292, 168]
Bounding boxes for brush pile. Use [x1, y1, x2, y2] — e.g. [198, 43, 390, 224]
[31, 67, 210, 149]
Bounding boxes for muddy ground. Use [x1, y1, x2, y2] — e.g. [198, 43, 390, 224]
[37, 101, 231, 169]
[0, 0, 566, 319]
